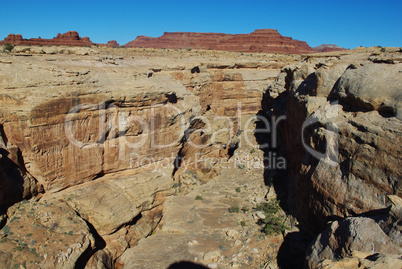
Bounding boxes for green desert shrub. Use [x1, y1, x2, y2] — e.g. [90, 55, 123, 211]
[256, 200, 281, 215]
[260, 215, 288, 235]
[3, 43, 14, 52]
[228, 205, 240, 213]
[256, 200, 288, 235]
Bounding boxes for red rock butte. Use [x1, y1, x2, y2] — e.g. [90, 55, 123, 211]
[0, 31, 94, 46]
[124, 29, 313, 54]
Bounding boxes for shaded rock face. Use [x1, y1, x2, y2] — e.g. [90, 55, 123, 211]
[0, 129, 42, 210]
[0, 31, 94, 47]
[306, 216, 402, 268]
[262, 51, 402, 233]
[125, 29, 313, 54]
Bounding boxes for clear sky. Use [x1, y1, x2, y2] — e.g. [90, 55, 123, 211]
[1, 0, 401, 49]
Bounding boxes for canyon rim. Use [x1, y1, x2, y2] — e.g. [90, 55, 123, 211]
[0, 30, 401, 269]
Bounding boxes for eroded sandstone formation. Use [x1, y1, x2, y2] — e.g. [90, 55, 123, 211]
[0, 31, 94, 47]
[0, 46, 400, 268]
[0, 47, 291, 267]
[261, 49, 402, 267]
[125, 29, 313, 54]
[262, 50, 402, 231]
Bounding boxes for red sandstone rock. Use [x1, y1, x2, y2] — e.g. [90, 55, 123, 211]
[106, 40, 120, 48]
[0, 31, 94, 47]
[124, 29, 313, 54]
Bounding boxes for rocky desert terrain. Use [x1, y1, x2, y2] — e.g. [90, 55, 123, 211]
[0, 45, 401, 269]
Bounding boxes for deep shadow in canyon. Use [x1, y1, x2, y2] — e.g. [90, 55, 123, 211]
[253, 110, 315, 269]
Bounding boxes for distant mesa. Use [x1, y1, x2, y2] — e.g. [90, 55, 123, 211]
[313, 44, 347, 53]
[0, 30, 346, 54]
[106, 40, 120, 48]
[124, 29, 314, 54]
[96, 40, 120, 48]
[0, 31, 94, 47]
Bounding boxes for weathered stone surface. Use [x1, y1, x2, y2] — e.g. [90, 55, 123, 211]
[11, 45, 100, 55]
[0, 61, 197, 192]
[262, 53, 402, 232]
[306, 217, 402, 268]
[125, 29, 313, 54]
[0, 49, 292, 267]
[42, 170, 172, 236]
[170, 62, 280, 115]
[316, 252, 402, 269]
[0, 200, 95, 269]
[330, 63, 402, 119]
[118, 157, 284, 269]
[3, 46, 398, 268]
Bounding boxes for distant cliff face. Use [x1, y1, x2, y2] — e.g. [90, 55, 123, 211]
[0, 31, 94, 47]
[313, 44, 347, 53]
[125, 29, 313, 54]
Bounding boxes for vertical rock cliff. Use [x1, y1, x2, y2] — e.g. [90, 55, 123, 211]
[261, 50, 402, 267]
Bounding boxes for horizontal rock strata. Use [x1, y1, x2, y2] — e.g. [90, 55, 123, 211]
[125, 29, 313, 54]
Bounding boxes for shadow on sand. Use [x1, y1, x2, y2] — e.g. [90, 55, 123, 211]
[167, 261, 209, 269]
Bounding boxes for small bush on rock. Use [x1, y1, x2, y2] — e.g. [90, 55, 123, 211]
[256, 200, 288, 235]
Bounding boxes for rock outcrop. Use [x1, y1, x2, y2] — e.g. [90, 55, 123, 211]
[0, 200, 96, 268]
[306, 194, 402, 268]
[315, 252, 402, 269]
[125, 29, 313, 54]
[306, 216, 402, 268]
[106, 40, 119, 48]
[313, 44, 347, 53]
[0, 31, 94, 47]
[1, 45, 400, 268]
[0, 48, 292, 267]
[262, 50, 402, 233]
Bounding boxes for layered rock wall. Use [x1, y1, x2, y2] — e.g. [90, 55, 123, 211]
[125, 29, 313, 54]
[0, 50, 287, 267]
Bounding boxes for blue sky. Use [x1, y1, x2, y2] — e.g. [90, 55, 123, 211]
[1, 0, 401, 49]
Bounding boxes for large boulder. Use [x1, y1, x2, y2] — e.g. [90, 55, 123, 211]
[315, 252, 402, 269]
[0, 200, 95, 269]
[330, 63, 402, 119]
[306, 217, 402, 268]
